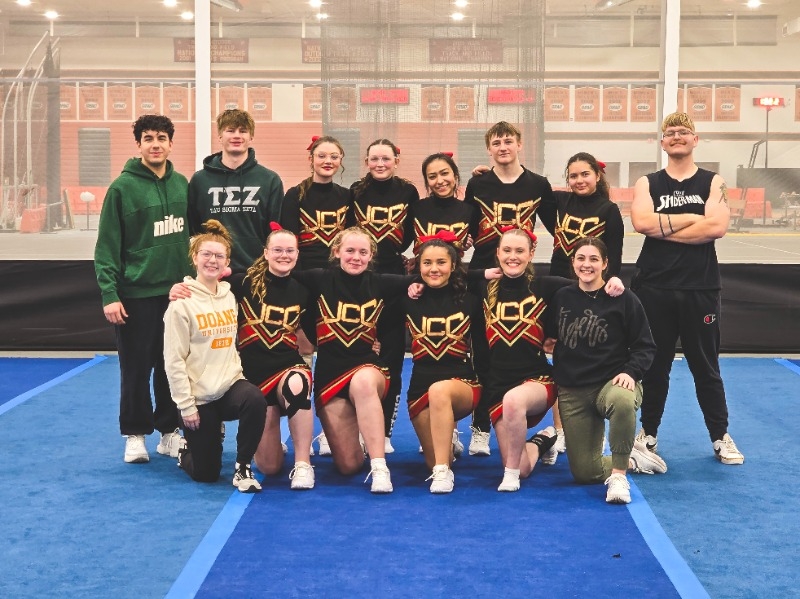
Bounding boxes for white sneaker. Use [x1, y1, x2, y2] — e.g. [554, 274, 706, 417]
[635, 428, 658, 453]
[232, 462, 262, 493]
[468, 426, 491, 456]
[384, 436, 395, 454]
[452, 429, 464, 457]
[289, 461, 315, 490]
[176, 437, 187, 468]
[315, 432, 331, 456]
[629, 440, 668, 474]
[713, 433, 744, 465]
[427, 464, 455, 494]
[156, 428, 183, 458]
[497, 468, 520, 492]
[554, 428, 566, 454]
[124, 435, 149, 463]
[605, 473, 631, 504]
[366, 463, 393, 493]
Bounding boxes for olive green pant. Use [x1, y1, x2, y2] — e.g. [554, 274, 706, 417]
[558, 379, 642, 484]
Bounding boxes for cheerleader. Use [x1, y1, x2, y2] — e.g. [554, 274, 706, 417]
[547, 238, 665, 504]
[281, 136, 351, 456]
[290, 226, 416, 493]
[232, 225, 316, 490]
[350, 139, 420, 453]
[404, 234, 488, 493]
[537, 151, 625, 461]
[163, 220, 267, 493]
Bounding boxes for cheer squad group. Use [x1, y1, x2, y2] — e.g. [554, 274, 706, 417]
[93, 109, 744, 507]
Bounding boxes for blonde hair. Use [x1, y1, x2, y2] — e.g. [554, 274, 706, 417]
[661, 112, 695, 133]
[486, 228, 535, 312]
[216, 109, 255, 136]
[245, 228, 297, 304]
[329, 226, 377, 268]
[189, 219, 232, 261]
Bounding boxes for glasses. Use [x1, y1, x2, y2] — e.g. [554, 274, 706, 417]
[315, 153, 341, 161]
[269, 248, 298, 256]
[367, 156, 395, 164]
[662, 129, 695, 139]
[197, 250, 226, 261]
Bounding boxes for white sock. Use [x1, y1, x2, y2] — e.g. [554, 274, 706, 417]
[371, 457, 387, 470]
[504, 467, 520, 478]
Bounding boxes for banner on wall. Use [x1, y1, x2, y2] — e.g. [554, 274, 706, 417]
[163, 85, 190, 121]
[59, 84, 77, 120]
[714, 85, 741, 122]
[134, 85, 161, 116]
[106, 84, 133, 121]
[574, 86, 600, 122]
[174, 38, 249, 63]
[630, 86, 656, 122]
[602, 86, 628, 122]
[421, 86, 446, 120]
[301, 39, 376, 64]
[303, 86, 322, 121]
[218, 85, 245, 113]
[449, 86, 475, 121]
[247, 85, 272, 121]
[428, 39, 503, 64]
[330, 86, 357, 121]
[687, 85, 712, 121]
[543, 86, 569, 122]
[78, 84, 104, 120]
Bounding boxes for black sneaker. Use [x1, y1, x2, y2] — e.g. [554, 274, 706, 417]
[232, 462, 262, 493]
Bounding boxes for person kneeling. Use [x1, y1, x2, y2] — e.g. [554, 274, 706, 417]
[164, 220, 267, 493]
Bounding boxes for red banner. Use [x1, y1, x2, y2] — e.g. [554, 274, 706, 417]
[421, 86, 446, 120]
[78, 84, 104, 120]
[602, 86, 628, 122]
[247, 85, 272, 121]
[303, 86, 322, 121]
[60, 84, 77, 120]
[543, 87, 569, 122]
[714, 86, 740, 122]
[630, 86, 656, 122]
[107, 84, 133, 121]
[163, 85, 189, 121]
[449, 86, 475, 121]
[429, 39, 503, 64]
[574, 86, 600, 122]
[487, 88, 535, 105]
[360, 88, 409, 104]
[687, 86, 712, 122]
[174, 38, 249, 63]
[134, 85, 161, 116]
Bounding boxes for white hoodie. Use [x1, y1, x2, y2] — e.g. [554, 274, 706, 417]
[163, 276, 244, 417]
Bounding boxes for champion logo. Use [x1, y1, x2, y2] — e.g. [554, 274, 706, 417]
[703, 314, 716, 325]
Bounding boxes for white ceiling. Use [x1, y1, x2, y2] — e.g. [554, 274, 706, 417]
[1, 0, 798, 26]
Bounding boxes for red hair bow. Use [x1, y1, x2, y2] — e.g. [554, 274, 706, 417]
[269, 221, 283, 232]
[419, 230, 459, 245]
[597, 160, 606, 173]
[395, 146, 401, 155]
[443, 151, 454, 158]
[306, 135, 321, 151]
[499, 225, 537, 245]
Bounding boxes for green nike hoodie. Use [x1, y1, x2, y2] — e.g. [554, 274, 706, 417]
[94, 157, 191, 306]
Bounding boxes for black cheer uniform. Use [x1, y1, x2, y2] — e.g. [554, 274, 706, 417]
[403, 284, 488, 418]
[465, 168, 554, 270]
[281, 181, 350, 270]
[230, 273, 310, 408]
[411, 195, 474, 254]
[291, 268, 415, 406]
[539, 190, 624, 278]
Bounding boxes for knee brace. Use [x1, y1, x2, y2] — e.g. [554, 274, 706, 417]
[282, 371, 311, 418]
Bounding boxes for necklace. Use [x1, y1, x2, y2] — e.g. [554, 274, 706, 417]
[582, 287, 602, 299]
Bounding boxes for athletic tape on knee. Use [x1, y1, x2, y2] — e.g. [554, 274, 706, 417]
[282, 371, 311, 418]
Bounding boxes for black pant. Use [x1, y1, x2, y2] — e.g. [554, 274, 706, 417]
[180, 379, 267, 483]
[116, 295, 180, 436]
[378, 296, 405, 437]
[634, 285, 729, 442]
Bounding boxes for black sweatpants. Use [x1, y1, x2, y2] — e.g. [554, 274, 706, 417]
[116, 295, 180, 436]
[634, 285, 729, 442]
[180, 379, 267, 483]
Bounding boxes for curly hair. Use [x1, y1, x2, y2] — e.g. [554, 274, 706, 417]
[132, 114, 174, 142]
[245, 228, 297, 304]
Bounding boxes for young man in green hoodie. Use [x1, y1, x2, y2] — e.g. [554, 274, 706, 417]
[187, 109, 284, 274]
[95, 114, 191, 464]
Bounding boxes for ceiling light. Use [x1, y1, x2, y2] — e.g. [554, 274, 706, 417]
[454, 0, 468, 7]
[316, 12, 328, 20]
[180, 11, 194, 20]
[44, 10, 59, 19]
[309, 0, 323, 8]
[16, 0, 32, 7]
[163, 0, 178, 7]
[746, 0, 762, 7]
[451, 12, 465, 21]
[210, 0, 243, 11]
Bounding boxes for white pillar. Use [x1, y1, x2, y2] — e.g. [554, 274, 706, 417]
[658, 0, 680, 168]
[195, 0, 212, 170]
